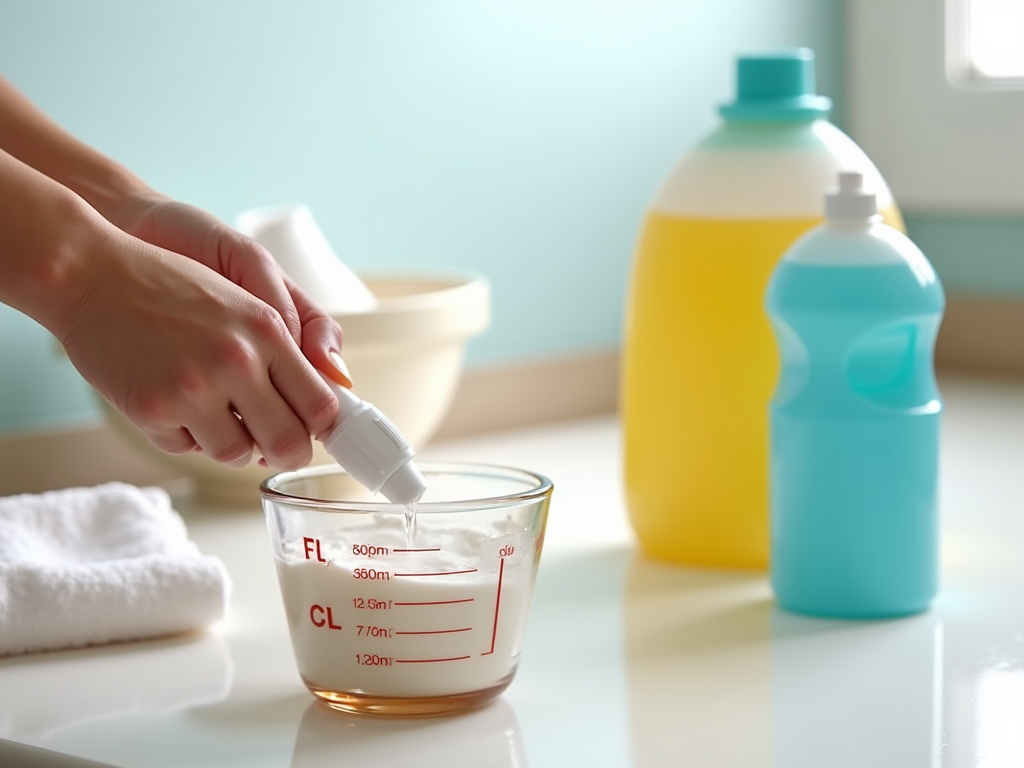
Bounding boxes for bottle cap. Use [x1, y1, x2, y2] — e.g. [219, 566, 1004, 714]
[719, 48, 832, 122]
[825, 171, 880, 223]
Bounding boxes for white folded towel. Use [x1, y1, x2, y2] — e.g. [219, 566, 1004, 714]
[0, 482, 231, 656]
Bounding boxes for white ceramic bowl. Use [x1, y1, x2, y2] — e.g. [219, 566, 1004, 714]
[98, 271, 490, 504]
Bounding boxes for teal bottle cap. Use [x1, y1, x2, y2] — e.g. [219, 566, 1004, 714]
[719, 48, 832, 122]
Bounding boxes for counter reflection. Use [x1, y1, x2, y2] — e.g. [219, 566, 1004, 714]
[290, 696, 526, 768]
[938, 561, 1024, 765]
[623, 553, 946, 768]
[0, 631, 232, 739]
[624, 555, 773, 767]
[770, 610, 941, 768]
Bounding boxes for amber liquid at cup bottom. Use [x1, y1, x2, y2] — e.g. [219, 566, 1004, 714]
[303, 669, 517, 717]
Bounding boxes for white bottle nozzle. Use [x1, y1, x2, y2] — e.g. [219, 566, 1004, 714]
[317, 373, 427, 506]
[825, 170, 879, 223]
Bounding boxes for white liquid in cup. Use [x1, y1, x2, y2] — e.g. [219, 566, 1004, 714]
[275, 517, 538, 699]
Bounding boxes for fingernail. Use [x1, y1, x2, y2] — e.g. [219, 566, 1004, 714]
[326, 349, 354, 389]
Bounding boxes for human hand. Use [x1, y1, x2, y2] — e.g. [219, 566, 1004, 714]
[0, 79, 351, 470]
[58, 220, 341, 472]
[110, 193, 351, 390]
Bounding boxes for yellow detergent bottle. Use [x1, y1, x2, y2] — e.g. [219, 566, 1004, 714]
[622, 49, 903, 568]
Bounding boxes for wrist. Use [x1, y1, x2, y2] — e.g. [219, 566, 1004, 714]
[0, 154, 118, 343]
[26, 196, 115, 346]
[68, 158, 162, 229]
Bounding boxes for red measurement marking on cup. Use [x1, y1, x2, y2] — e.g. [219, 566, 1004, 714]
[393, 568, 478, 577]
[392, 547, 441, 553]
[393, 598, 475, 606]
[481, 557, 506, 656]
[395, 627, 472, 636]
[394, 656, 472, 664]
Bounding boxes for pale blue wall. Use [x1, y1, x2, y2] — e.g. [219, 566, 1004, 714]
[903, 214, 1024, 297]
[0, 0, 844, 433]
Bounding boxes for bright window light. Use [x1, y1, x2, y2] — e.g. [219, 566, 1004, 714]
[947, 0, 1024, 87]
[969, 0, 1024, 76]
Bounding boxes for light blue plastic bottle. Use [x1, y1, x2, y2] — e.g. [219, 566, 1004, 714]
[766, 171, 945, 618]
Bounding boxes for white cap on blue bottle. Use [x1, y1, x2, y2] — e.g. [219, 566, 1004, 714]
[317, 373, 428, 506]
[825, 170, 880, 223]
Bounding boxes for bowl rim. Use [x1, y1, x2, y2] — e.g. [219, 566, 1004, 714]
[259, 461, 553, 514]
[334, 269, 489, 317]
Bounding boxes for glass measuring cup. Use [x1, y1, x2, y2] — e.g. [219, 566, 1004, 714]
[260, 462, 552, 717]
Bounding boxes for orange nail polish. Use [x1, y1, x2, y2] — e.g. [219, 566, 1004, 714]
[326, 350, 354, 389]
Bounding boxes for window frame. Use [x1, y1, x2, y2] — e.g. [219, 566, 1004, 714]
[946, 0, 1024, 91]
[848, 0, 1024, 212]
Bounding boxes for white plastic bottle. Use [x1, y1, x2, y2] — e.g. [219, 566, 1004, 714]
[236, 203, 377, 315]
[318, 376, 427, 506]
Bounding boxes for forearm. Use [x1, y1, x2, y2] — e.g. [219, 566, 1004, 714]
[0, 76, 154, 224]
[0, 147, 110, 341]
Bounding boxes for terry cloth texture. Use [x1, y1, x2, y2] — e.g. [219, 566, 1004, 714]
[0, 482, 230, 656]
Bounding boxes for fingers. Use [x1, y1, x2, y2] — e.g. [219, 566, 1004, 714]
[286, 274, 351, 387]
[219, 232, 304, 344]
[73, 206, 348, 472]
[326, 350, 354, 389]
[264, 347, 341, 449]
[229, 379, 319, 471]
[120, 198, 305, 345]
[218, 277, 346, 459]
[189, 315, 339, 470]
[132, 366, 325, 473]
[134, 403, 254, 469]
[177, 406, 256, 468]
[145, 425, 199, 456]
[180, 318, 336, 472]
[123, 196, 350, 393]
[122, 363, 259, 469]
[304, 320, 352, 389]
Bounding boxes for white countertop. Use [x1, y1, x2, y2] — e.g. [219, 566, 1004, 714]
[2, 373, 1023, 767]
